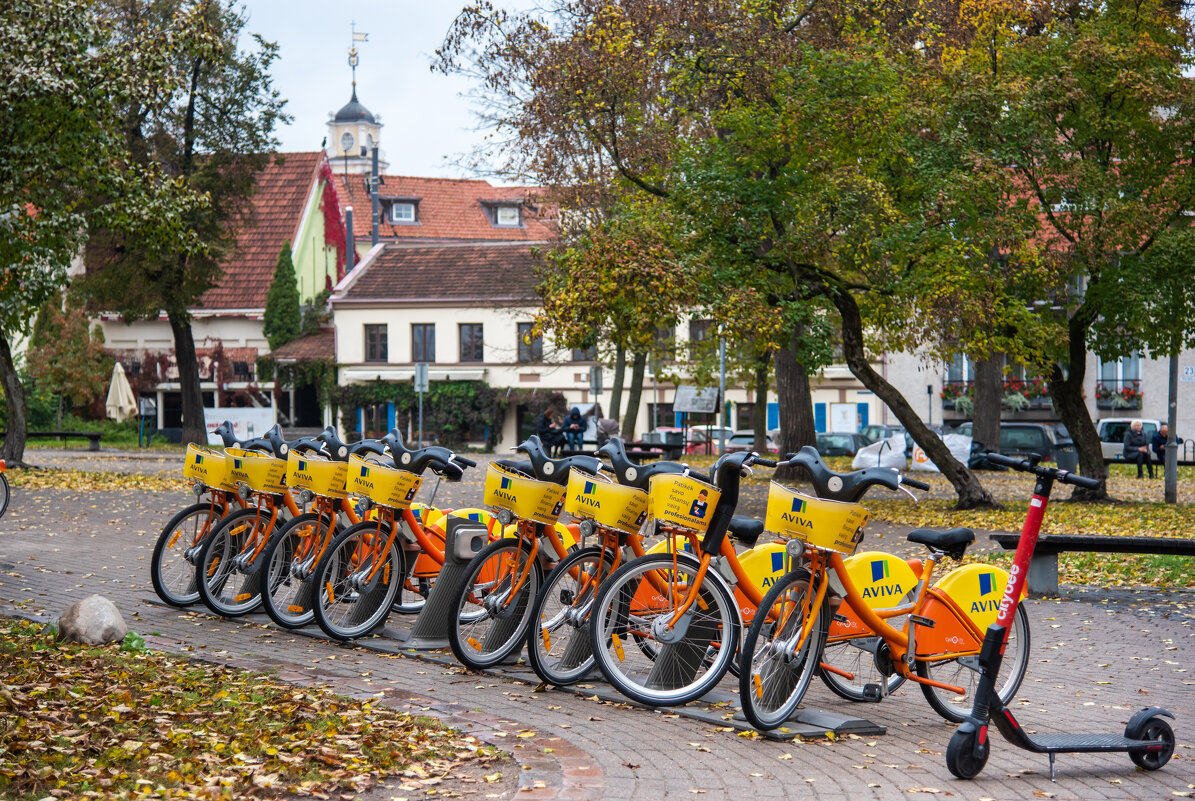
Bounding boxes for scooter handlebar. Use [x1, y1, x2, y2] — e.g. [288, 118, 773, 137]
[982, 451, 1102, 490]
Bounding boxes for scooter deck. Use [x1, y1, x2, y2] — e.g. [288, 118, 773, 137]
[1026, 732, 1167, 753]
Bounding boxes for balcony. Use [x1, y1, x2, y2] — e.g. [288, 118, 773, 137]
[1095, 379, 1142, 411]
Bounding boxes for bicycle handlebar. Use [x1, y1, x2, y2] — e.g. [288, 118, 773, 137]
[982, 451, 1102, 490]
[901, 476, 931, 491]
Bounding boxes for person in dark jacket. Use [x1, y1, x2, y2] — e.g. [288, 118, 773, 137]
[563, 406, 585, 451]
[1123, 420, 1152, 478]
[536, 408, 564, 455]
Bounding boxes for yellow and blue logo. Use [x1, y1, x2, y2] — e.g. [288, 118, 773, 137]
[500, 476, 513, 491]
[583, 481, 597, 496]
[771, 551, 785, 573]
[360, 465, 370, 478]
[871, 559, 891, 582]
[979, 572, 994, 596]
[194, 453, 204, 465]
[233, 458, 243, 470]
[791, 498, 806, 514]
[297, 460, 307, 472]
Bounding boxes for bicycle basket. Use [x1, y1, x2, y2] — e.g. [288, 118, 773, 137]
[347, 454, 423, 510]
[287, 451, 348, 499]
[183, 444, 233, 491]
[764, 482, 868, 554]
[483, 462, 566, 525]
[646, 472, 721, 534]
[225, 447, 287, 494]
[564, 468, 649, 536]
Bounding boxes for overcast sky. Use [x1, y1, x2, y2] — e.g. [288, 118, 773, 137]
[241, 0, 536, 179]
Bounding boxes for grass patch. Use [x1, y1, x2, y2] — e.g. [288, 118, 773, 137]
[0, 618, 484, 800]
[970, 550, 1195, 590]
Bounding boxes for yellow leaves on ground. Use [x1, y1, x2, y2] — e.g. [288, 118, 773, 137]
[7, 468, 182, 493]
[0, 619, 478, 800]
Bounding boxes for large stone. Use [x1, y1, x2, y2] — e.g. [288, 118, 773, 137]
[58, 595, 128, 645]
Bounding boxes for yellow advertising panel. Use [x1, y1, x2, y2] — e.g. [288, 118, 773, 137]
[647, 473, 721, 533]
[183, 444, 233, 491]
[347, 454, 423, 510]
[563, 468, 649, 535]
[225, 447, 287, 493]
[764, 482, 867, 554]
[934, 563, 1017, 631]
[483, 463, 566, 525]
[287, 451, 349, 498]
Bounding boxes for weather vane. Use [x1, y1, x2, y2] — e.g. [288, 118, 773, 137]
[348, 21, 368, 97]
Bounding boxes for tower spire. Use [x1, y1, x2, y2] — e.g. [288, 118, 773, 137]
[348, 22, 368, 100]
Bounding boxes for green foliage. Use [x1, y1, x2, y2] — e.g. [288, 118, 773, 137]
[336, 380, 512, 449]
[0, 368, 58, 431]
[263, 243, 301, 350]
[300, 289, 333, 337]
[119, 631, 147, 653]
[27, 294, 113, 412]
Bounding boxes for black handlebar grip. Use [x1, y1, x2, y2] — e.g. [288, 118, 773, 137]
[983, 451, 1025, 469]
[1062, 472, 1102, 490]
[754, 457, 778, 468]
[901, 476, 931, 491]
[599, 463, 616, 473]
[454, 455, 478, 468]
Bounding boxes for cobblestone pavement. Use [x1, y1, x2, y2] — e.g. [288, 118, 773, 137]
[1, 476, 1192, 800]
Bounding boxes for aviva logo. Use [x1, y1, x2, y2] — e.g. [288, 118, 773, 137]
[871, 560, 890, 582]
[779, 496, 813, 528]
[583, 481, 597, 495]
[978, 572, 994, 595]
[359, 465, 370, 478]
[297, 460, 307, 472]
[791, 498, 806, 514]
[194, 453, 204, 465]
[233, 458, 243, 470]
[500, 476, 513, 490]
[771, 552, 785, 573]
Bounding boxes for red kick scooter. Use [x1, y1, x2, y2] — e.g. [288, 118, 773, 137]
[946, 451, 1175, 780]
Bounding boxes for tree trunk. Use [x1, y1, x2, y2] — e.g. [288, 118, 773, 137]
[1048, 311, 1107, 499]
[833, 288, 995, 509]
[751, 353, 770, 452]
[972, 356, 1003, 453]
[609, 344, 626, 422]
[169, 309, 207, 446]
[0, 331, 29, 467]
[773, 327, 818, 483]
[622, 350, 647, 441]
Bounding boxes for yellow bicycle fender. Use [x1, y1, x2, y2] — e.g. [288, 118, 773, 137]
[933, 563, 1019, 632]
[842, 551, 919, 608]
[499, 520, 577, 550]
[645, 532, 698, 556]
[736, 542, 790, 594]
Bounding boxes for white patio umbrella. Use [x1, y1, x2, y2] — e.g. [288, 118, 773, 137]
[105, 362, 137, 423]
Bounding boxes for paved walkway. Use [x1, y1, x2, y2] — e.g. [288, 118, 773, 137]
[1, 480, 1192, 800]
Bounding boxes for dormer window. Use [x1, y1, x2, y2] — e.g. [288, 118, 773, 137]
[390, 202, 415, 223]
[481, 199, 524, 228]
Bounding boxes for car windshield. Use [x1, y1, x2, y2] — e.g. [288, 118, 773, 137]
[819, 434, 853, 449]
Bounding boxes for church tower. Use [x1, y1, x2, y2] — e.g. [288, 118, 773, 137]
[326, 26, 388, 175]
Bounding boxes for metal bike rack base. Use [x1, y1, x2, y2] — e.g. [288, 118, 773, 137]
[731, 706, 887, 740]
[392, 517, 489, 650]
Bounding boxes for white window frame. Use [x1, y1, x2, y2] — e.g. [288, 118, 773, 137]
[495, 205, 521, 226]
[390, 202, 416, 224]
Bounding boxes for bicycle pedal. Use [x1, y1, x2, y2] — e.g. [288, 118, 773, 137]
[862, 683, 883, 702]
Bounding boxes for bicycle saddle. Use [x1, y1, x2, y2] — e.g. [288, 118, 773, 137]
[907, 526, 974, 560]
[507, 435, 602, 485]
[728, 516, 765, 546]
[381, 429, 475, 481]
[596, 437, 710, 489]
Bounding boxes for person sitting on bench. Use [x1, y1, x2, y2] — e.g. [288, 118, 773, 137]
[1123, 420, 1153, 479]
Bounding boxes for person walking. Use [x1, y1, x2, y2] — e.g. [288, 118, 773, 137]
[1123, 420, 1153, 478]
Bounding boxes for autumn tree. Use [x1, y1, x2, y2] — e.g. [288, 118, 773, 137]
[28, 295, 113, 429]
[83, 0, 288, 446]
[942, 0, 1195, 496]
[0, 0, 203, 464]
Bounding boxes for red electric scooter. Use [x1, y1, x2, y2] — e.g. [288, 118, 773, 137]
[946, 451, 1175, 780]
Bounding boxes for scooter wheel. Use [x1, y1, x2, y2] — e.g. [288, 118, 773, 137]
[1125, 712, 1175, 771]
[946, 728, 989, 780]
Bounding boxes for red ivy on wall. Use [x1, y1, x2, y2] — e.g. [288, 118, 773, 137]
[318, 159, 346, 282]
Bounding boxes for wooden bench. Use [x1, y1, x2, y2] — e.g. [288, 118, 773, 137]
[1, 430, 103, 452]
[990, 532, 1195, 595]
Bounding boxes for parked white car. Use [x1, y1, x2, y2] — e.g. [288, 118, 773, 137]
[1097, 418, 1163, 460]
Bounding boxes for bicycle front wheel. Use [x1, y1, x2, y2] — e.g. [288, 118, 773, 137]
[916, 603, 1030, 723]
[590, 553, 740, 708]
[312, 520, 405, 642]
[527, 546, 614, 687]
[449, 539, 543, 670]
[260, 512, 336, 629]
[0, 472, 10, 519]
[738, 568, 828, 731]
[151, 502, 224, 607]
[196, 508, 267, 617]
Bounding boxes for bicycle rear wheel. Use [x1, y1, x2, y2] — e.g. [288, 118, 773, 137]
[819, 636, 906, 701]
[196, 508, 267, 617]
[260, 512, 335, 629]
[590, 553, 739, 708]
[738, 568, 827, 731]
[151, 502, 224, 607]
[312, 520, 405, 642]
[527, 546, 614, 687]
[449, 539, 543, 670]
[916, 604, 1030, 723]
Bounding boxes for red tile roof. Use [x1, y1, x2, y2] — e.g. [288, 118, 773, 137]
[270, 329, 335, 362]
[335, 241, 545, 304]
[334, 173, 556, 242]
[200, 151, 326, 310]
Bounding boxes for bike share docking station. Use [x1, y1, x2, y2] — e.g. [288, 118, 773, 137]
[391, 515, 489, 651]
